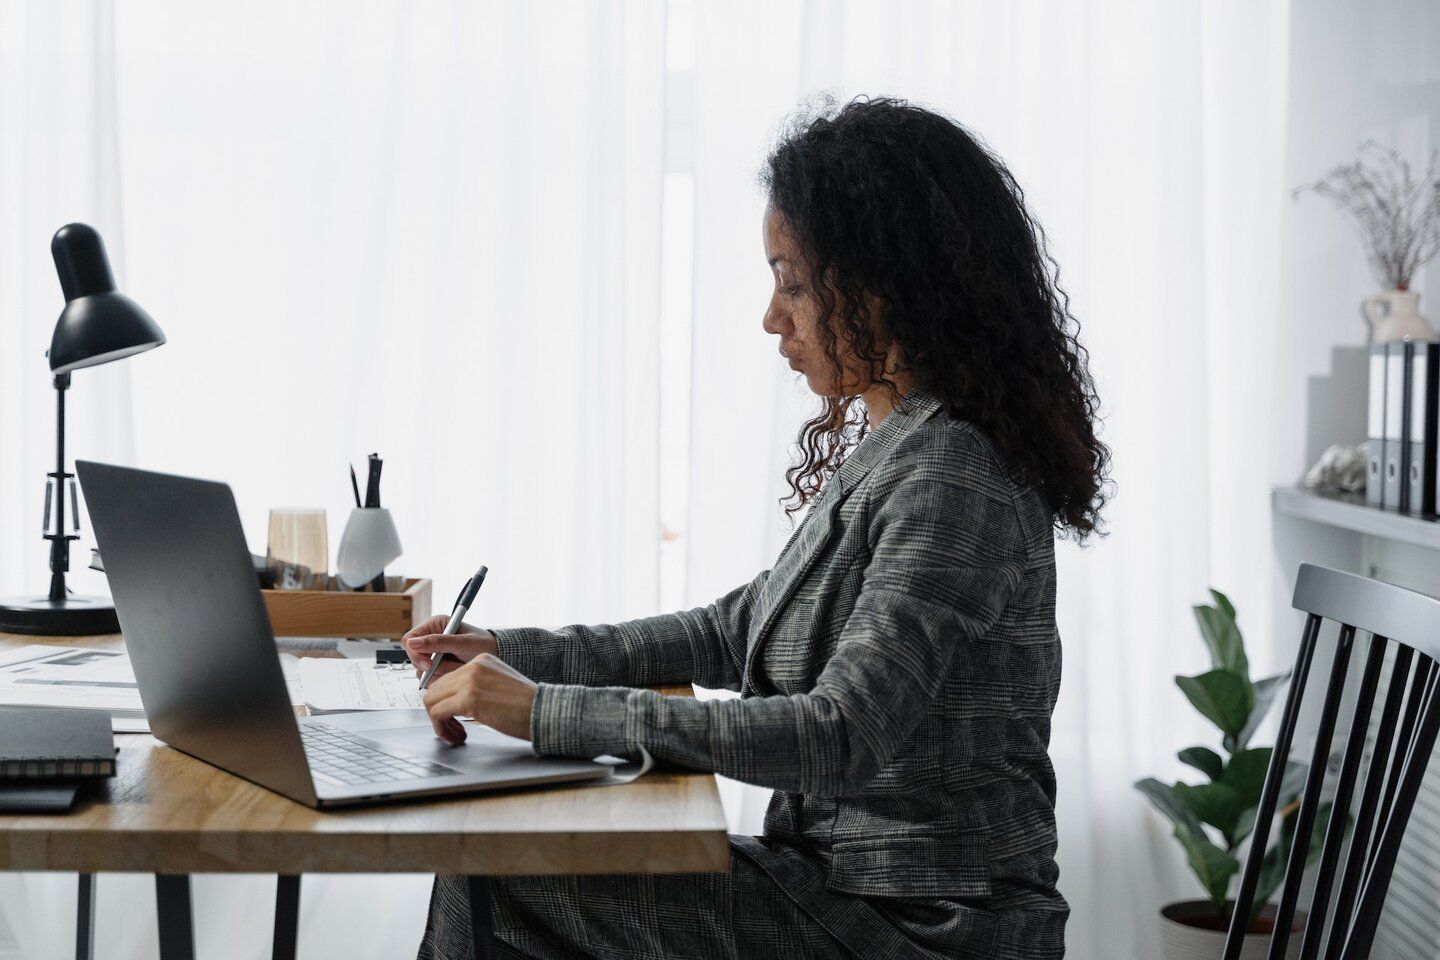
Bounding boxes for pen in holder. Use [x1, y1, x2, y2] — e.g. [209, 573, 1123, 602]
[336, 508, 402, 592]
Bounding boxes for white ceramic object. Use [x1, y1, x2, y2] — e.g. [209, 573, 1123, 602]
[1363, 289, 1434, 343]
[336, 508, 403, 588]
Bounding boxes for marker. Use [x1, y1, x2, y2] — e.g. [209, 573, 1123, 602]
[418, 566, 488, 690]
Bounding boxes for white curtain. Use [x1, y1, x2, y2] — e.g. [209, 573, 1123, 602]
[1, 2, 1297, 959]
[1, 1, 667, 958]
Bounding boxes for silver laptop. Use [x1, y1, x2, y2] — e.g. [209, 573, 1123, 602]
[77, 461, 609, 807]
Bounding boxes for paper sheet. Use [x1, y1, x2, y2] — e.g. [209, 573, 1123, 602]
[299, 658, 426, 713]
[0, 645, 304, 733]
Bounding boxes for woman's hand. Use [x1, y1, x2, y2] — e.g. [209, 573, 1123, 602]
[422, 653, 538, 745]
[401, 616, 498, 682]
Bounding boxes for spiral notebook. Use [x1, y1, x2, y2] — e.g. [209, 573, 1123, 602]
[0, 705, 117, 780]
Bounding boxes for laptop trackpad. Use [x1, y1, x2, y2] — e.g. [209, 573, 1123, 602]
[319, 709, 564, 774]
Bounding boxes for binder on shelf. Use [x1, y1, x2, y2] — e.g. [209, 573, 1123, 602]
[1368, 343, 1387, 508]
[1383, 342, 1409, 510]
[1407, 342, 1440, 516]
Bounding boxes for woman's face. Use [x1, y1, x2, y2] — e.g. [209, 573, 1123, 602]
[761, 206, 884, 398]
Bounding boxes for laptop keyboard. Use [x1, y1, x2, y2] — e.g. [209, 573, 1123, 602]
[301, 721, 461, 788]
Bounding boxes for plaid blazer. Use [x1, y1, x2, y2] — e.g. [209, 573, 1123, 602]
[493, 385, 1066, 951]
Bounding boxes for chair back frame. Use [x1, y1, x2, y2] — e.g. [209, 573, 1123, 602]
[1221, 563, 1440, 960]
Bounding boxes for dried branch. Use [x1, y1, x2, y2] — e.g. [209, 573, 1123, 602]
[1294, 141, 1440, 290]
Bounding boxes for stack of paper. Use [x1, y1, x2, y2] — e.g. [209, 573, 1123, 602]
[297, 658, 425, 714]
[0, 645, 303, 733]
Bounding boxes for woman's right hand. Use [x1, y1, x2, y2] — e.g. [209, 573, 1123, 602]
[401, 616, 499, 681]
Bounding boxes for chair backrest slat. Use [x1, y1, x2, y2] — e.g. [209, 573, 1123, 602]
[1222, 613, 1323, 960]
[1320, 644, 1413, 960]
[1297, 633, 1388, 960]
[1266, 625, 1357, 960]
[1220, 564, 1440, 960]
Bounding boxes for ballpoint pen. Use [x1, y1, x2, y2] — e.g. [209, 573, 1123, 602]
[418, 566, 488, 690]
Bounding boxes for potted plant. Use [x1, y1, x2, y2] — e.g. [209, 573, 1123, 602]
[1294, 141, 1440, 343]
[1136, 589, 1334, 960]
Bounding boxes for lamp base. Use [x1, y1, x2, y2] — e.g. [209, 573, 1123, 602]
[0, 594, 120, 636]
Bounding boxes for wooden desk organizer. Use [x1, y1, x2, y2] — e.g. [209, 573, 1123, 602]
[261, 577, 432, 639]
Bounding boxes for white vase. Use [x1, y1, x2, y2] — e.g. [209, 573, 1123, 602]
[1159, 901, 1302, 960]
[1362, 289, 1434, 343]
[335, 507, 403, 588]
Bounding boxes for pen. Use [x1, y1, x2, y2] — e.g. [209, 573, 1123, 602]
[418, 565, 488, 691]
[365, 453, 386, 591]
[365, 453, 382, 509]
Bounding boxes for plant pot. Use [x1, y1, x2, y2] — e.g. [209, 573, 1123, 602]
[1159, 900, 1305, 960]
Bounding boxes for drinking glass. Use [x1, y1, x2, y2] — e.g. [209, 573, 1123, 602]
[266, 508, 328, 590]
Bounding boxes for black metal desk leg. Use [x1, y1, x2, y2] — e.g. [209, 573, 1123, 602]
[468, 876, 494, 960]
[154, 874, 195, 960]
[75, 873, 96, 960]
[274, 875, 301, 960]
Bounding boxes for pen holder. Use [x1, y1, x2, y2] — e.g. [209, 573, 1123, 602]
[336, 508, 403, 589]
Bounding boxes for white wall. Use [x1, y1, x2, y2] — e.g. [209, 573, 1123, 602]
[1273, 0, 1440, 598]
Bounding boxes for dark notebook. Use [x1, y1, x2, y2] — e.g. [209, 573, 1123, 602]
[0, 783, 83, 813]
[0, 706, 117, 780]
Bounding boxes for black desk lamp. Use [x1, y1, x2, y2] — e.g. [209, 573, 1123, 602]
[0, 224, 166, 635]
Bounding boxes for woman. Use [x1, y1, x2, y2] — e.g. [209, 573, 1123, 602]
[407, 96, 1109, 960]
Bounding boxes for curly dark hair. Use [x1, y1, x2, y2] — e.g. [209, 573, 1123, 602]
[762, 96, 1110, 541]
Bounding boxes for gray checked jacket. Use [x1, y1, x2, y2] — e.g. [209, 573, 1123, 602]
[492, 384, 1067, 953]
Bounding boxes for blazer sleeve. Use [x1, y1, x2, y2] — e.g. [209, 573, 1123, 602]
[489, 569, 769, 691]
[525, 428, 1030, 797]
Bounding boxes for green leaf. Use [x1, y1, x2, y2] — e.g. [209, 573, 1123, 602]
[1235, 805, 1257, 846]
[1234, 673, 1289, 752]
[1209, 588, 1237, 623]
[1135, 777, 1205, 836]
[1175, 781, 1242, 844]
[1234, 759, 1306, 849]
[1222, 748, 1273, 845]
[1194, 601, 1248, 678]
[1222, 748, 1272, 808]
[1174, 824, 1240, 913]
[1178, 746, 1225, 781]
[1177, 670, 1255, 741]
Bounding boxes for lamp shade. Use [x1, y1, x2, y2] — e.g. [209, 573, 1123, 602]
[47, 223, 165, 374]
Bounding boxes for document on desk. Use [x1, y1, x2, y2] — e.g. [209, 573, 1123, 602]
[299, 658, 426, 714]
[0, 645, 304, 733]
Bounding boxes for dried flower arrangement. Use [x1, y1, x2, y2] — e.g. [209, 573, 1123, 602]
[1294, 142, 1440, 291]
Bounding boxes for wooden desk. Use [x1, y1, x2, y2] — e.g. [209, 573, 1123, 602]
[0, 632, 729, 960]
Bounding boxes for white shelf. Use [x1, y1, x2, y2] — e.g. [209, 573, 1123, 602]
[1271, 486, 1440, 552]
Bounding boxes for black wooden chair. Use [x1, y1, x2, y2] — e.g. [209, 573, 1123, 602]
[1222, 562, 1440, 960]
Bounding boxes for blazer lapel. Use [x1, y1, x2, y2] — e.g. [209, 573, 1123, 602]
[744, 387, 946, 688]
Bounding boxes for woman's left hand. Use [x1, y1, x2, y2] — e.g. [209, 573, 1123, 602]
[422, 653, 537, 745]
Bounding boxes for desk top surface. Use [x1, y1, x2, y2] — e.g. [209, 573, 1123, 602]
[0, 632, 729, 876]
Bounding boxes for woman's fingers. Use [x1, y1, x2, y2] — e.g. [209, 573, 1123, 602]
[401, 615, 451, 644]
[421, 654, 537, 742]
[404, 633, 473, 673]
[423, 682, 469, 743]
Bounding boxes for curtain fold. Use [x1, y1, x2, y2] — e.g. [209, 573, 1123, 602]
[1, 2, 667, 958]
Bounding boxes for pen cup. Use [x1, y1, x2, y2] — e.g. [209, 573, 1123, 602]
[336, 508, 403, 590]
